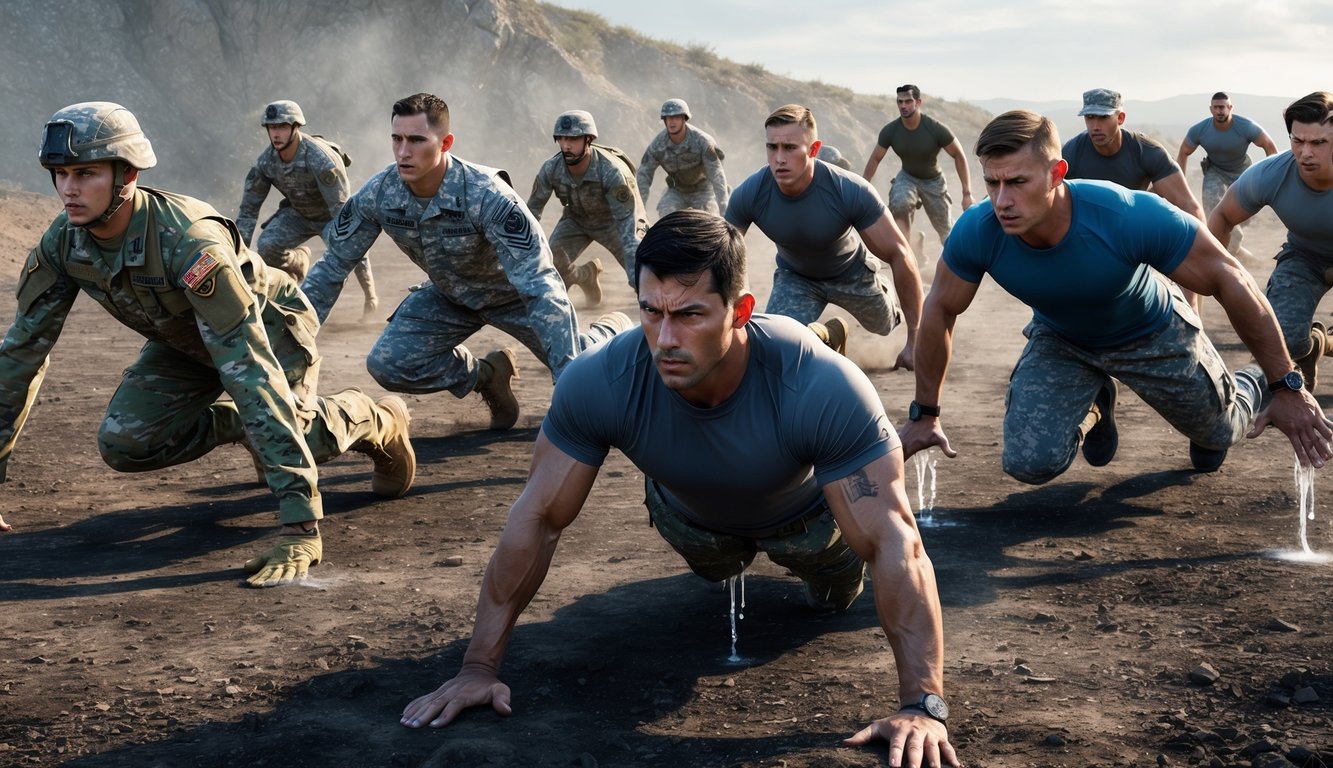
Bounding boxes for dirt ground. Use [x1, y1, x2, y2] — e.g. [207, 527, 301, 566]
[0, 189, 1329, 768]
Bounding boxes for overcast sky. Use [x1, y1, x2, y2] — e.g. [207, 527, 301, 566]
[545, 0, 1332, 103]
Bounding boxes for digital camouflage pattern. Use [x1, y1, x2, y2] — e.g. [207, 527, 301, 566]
[765, 260, 902, 336]
[303, 155, 583, 391]
[889, 169, 954, 240]
[637, 124, 729, 217]
[39, 101, 157, 171]
[0, 187, 391, 524]
[1264, 245, 1333, 361]
[260, 100, 306, 127]
[1202, 160, 1248, 251]
[529, 145, 647, 285]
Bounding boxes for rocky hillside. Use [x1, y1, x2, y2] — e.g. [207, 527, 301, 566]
[0, 0, 993, 208]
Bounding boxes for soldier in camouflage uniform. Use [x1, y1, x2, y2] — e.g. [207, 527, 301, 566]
[528, 110, 648, 307]
[236, 100, 379, 320]
[0, 102, 417, 586]
[899, 109, 1332, 482]
[302, 93, 627, 432]
[636, 98, 730, 218]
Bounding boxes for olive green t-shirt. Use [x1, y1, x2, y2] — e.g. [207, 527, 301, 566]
[876, 113, 955, 180]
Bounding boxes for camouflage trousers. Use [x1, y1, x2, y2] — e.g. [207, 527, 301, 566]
[550, 216, 635, 286]
[644, 479, 866, 601]
[97, 328, 383, 525]
[257, 206, 373, 287]
[1265, 244, 1332, 360]
[655, 184, 720, 218]
[765, 258, 903, 335]
[366, 284, 620, 398]
[1003, 290, 1262, 484]
[889, 170, 953, 240]
[1201, 161, 1246, 251]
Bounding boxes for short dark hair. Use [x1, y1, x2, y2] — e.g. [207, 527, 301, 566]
[764, 104, 817, 137]
[1212, 92, 1229, 102]
[634, 210, 747, 305]
[896, 84, 921, 100]
[1283, 91, 1333, 133]
[975, 109, 1061, 164]
[392, 93, 450, 133]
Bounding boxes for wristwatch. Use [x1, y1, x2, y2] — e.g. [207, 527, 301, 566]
[1268, 370, 1305, 394]
[900, 692, 949, 723]
[908, 401, 941, 421]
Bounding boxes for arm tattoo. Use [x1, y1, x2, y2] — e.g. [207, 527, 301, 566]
[843, 469, 880, 504]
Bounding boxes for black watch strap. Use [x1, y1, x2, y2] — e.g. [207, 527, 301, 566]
[909, 400, 942, 421]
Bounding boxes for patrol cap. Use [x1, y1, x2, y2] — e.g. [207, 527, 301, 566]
[1077, 89, 1123, 117]
[553, 110, 598, 139]
[660, 99, 691, 119]
[261, 100, 306, 126]
[39, 101, 157, 170]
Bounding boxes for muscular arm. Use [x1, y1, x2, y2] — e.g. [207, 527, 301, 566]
[401, 434, 599, 728]
[898, 263, 981, 460]
[859, 213, 923, 369]
[1150, 171, 1206, 222]
[1256, 132, 1279, 156]
[826, 452, 959, 766]
[1205, 186, 1257, 250]
[1175, 139, 1198, 173]
[862, 145, 889, 183]
[941, 139, 974, 210]
[1167, 230, 1333, 466]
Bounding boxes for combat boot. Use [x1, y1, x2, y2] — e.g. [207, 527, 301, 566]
[807, 318, 851, 356]
[350, 395, 416, 498]
[1295, 322, 1331, 392]
[475, 348, 520, 430]
[281, 246, 311, 283]
[591, 310, 633, 335]
[1081, 379, 1118, 467]
[575, 258, 604, 307]
[353, 260, 379, 323]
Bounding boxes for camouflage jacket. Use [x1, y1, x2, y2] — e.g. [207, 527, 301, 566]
[236, 133, 350, 245]
[0, 187, 320, 518]
[304, 155, 580, 377]
[528, 145, 646, 255]
[636, 125, 729, 207]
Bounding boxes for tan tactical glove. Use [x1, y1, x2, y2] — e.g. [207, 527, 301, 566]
[243, 528, 322, 587]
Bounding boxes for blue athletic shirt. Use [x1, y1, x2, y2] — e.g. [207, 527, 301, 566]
[941, 180, 1197, 348]
[542, 314, 896, 537]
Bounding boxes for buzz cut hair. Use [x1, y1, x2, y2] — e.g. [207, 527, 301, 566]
[1212, 91, 1230, 102]
[393, 93, 450, 133]
[897, 84, 921, 100]
[975, 110, 1062, 164]
[1282, 91, 1333, 134]
[764, 104, 817, 138]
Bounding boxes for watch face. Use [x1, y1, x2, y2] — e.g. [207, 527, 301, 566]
[923, 693, 949, 721]
[1286, 371, 1305, 391]
[909, 402, 922, 421]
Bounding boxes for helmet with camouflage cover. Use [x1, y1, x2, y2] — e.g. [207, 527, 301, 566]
[817, 145, 853, 171]
[261, 100, 306, 127]
[660, 99, 691, 120]
[39, 101, 157, 171]
[552, 110, 598, 140]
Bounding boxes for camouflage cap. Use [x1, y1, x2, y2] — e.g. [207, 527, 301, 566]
[39, 101, 157, 170]
[660, 99, 691, 119]
[262, 100, 306, 126]
[553, 110, 598, 139]
[1077, 88, 1123, 117]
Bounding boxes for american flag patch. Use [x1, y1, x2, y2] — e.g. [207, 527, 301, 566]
[182, 252, 220, 290]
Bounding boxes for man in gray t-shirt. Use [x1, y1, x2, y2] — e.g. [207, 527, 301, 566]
[401, 211, 962, 768]
[1177, 92, 1278, 255]
[1209, 91, 1333, 390]
[727, 104, 922, 370]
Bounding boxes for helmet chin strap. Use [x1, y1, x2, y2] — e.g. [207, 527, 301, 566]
[93, 162, 132, 225]
[561, 138, 590, 166]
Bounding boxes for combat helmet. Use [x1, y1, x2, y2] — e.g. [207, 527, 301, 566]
[660, 99, 691, 120]
[39, 101, 157, 224]
[817, 145, 853, 171]
[552, 110, 598, 140]
[261, 100, 306, 127]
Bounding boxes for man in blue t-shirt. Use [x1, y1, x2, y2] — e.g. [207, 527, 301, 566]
[401, 211, 961, 767]
[899, 109, 1331, 482]
[1209, 91, 1333, 392]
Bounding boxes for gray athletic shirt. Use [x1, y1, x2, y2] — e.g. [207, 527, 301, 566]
[542, 313, 897, 537]
[1063, 130, 1179, 190]
[725, 161, 886, 279]
[1232, 152, 1333, 260]
[1185, 115, 1265, 175]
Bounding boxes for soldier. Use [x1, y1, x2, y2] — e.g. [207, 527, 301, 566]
[0, 102, 416, 587]
[302, 93, 626, 432]
[236, 100, 379, 319]
[636, 98, 730, 218]
[1177, 91, 1278, 257]
[528, 110, 648, 307]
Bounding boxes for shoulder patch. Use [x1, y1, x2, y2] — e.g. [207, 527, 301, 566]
[182, 251, 221, 291]
[614, 186, 632, 203]
[332, 203, 360, 241]
[319, 168, 338, 186]
[491, 201, 537, 253]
